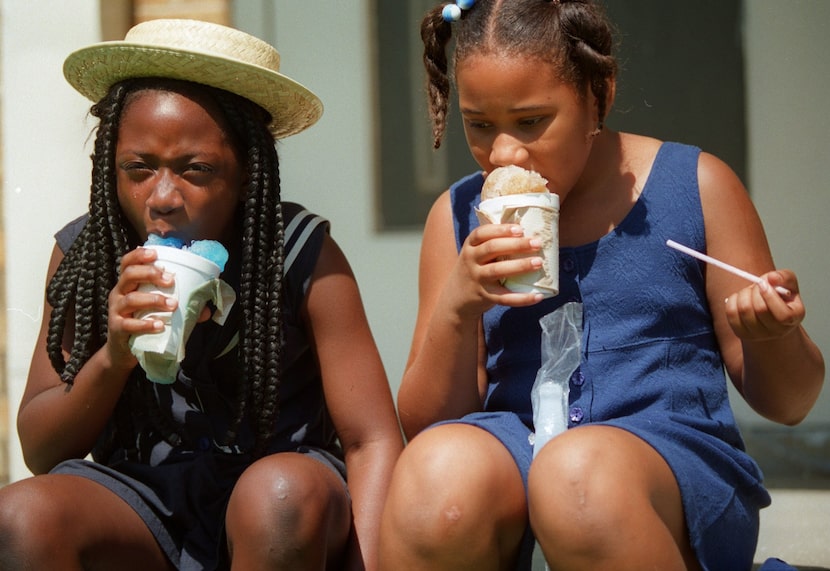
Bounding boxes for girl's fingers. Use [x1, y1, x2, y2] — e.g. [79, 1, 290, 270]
[726, 280, 804, 340]
[467, 223, 525, 246]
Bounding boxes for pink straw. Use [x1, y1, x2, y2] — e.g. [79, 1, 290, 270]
[666, 240, 791, 297]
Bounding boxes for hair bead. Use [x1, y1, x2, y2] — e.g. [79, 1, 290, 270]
[442, 4, 462, 22]
[442, 0, 476, 23]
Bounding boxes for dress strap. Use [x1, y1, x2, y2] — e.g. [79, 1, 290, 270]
[283, 208, 328, 275]
[214, 206, 328, 360]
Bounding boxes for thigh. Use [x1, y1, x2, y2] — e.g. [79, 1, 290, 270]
[225, 452, 351, 568]
[0, 474, 172, 571]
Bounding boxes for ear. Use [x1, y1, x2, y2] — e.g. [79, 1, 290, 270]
[603, 76, 617, 119]
[592, 76, 616, 125]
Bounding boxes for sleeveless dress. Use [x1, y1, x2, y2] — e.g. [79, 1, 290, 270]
[447, 143, 771, 571]
[49, 202, 345, 570]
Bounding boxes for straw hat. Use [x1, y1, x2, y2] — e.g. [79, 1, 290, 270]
[63, 19, 323, 139]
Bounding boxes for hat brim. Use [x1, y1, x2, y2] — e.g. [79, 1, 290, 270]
[63, 43, 323, 139]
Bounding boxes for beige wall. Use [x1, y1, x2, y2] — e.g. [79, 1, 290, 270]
[726, 1, 830, 428]
[2, 0, 101, 482]
[1, 1, 827, 484]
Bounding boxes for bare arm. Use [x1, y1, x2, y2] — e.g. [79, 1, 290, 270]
[699, 152, 824, 425]
[18, 244, 179, 474]
[302, 234, 403, 571]
[397, 191, 545, 439]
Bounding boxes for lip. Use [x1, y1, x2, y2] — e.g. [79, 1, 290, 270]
[145, 227, 188, 242]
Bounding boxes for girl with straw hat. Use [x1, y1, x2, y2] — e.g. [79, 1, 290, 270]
[0, 19, 402, 570]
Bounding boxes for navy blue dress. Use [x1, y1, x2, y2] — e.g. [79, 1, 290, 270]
[447, 143, 770, 571]
[49, 203, 345, 570]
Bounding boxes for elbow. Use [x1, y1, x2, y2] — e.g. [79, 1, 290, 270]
[396, 406, 430, 443]
[756, 397, 819, 427]
[21, 449, 56, 476]
[18, 425, 65, 476]
[775, 412, 808, 428]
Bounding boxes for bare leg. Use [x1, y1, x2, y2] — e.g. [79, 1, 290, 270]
[379, 424, 528, 571]
[0, 474, 173, 571]
[225, 452, 351, 571]
[528, 425, 702, 571]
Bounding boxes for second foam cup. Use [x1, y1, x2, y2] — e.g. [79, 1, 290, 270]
[476, 192, 560, 297]
[131, 245, 225, 383]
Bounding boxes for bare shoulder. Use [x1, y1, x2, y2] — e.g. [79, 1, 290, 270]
[696, 150, 773, 274]
[696, 150, 756, 225]
[420, 189, 458, 267]
[618, 132, 663, 154]
[616, 132, 664, 184]
[312, 231, 353, 275]
[697, 150, 747, 200]
[424, 189, 453, 233]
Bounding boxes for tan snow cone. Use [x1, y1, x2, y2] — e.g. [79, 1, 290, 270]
[476, 166, 560, 297]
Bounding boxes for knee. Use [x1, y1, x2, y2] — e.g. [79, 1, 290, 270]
[227, 453, 349, 546]
[383, 425, 526, 551]
[527, 428, 634, 548]
[0, 479, 70, 561]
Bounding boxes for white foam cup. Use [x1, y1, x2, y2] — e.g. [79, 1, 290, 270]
[133, 245, 222, 382]
[477, 192, 560, 297]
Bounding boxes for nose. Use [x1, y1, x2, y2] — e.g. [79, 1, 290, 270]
[489, 132, 529, 168]
[146, 170, 183, 214]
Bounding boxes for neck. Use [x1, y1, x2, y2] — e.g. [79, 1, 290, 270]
[558, 130, 641, 247]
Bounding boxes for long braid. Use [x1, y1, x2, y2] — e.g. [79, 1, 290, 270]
[212, 88, 285, 457]
[255, 152, 284, 457]
[46, 82, 130, 383]
[421, 6, 455, 149]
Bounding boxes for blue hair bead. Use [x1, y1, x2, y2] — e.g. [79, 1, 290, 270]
[457, 0, 476, 9]
[442, 4, 462, 22]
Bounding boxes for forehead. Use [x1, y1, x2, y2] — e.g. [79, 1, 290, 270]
[456, 53, 576, 104]
[118, 88, 238, 148]
[122, 87, 219, 120]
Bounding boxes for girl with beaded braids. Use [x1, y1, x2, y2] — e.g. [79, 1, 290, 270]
[379, 1, 823, 570]
[0, 19, 402, 571]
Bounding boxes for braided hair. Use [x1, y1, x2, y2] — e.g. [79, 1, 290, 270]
[422, 0, 617, 148]
[45, 77, 285, 459]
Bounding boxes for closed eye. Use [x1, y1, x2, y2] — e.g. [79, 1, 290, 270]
[120, 161, 154, 181]
[186, 163, 214, 173]
[181, 163, 217, 186]
[518, 116, 546, 127]
[464, 118, 492, 130]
